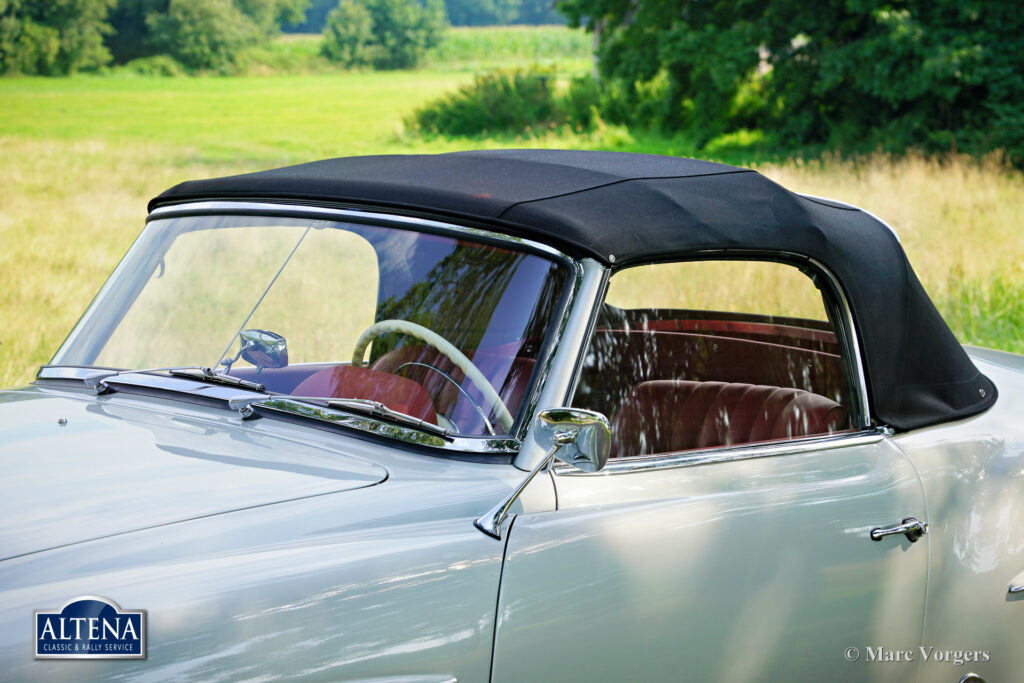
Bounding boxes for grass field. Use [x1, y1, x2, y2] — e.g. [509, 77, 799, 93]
[1, 53, 1022, 388]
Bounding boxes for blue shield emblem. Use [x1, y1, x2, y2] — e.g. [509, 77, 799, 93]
[35, 596, 146, 659]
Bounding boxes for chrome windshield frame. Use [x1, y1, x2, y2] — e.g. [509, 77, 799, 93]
[43, 202, 590, 457]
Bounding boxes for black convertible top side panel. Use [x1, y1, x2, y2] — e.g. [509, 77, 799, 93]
[150, 149, 996, 431]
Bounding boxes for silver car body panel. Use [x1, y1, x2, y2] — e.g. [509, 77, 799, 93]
[494, 430, 929, 682]
[0, 383, 555, 681]
[892, 351, 1024, 682]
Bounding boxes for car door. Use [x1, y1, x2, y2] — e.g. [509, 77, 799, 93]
[490, 258, 929, 682]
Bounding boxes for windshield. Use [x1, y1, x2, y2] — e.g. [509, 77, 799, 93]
[53, 213, 569, 437]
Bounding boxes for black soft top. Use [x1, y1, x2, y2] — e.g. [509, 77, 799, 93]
[150, 149, 996, 430]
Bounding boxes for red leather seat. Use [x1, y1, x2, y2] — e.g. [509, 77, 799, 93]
[291, 365, 437, 424]
[611, 380, 850, 457]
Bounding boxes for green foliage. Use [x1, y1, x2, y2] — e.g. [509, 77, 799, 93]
[145, 0, 258, 72]
[321, 1, 375, 67]
[106, 0, 164, 64]
[118, 54, 185, 76]
[939, 272, 1024, 355]
[410, 67, 561, 135]
[561, 74, 600, 129]
[321, 0, 447, 70]
[106, 0, 307, 70]
[284, 0, 335, 32]
[236, 0, 310, 36]
[561, 0, 1024, 166]
[0, 0, 114, 75]
[295, 0, 566, 31]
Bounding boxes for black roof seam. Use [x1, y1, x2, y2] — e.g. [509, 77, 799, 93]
[494, 169, 754, 221]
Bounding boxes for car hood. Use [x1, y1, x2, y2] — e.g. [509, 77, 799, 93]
[0, 388, 388, 560]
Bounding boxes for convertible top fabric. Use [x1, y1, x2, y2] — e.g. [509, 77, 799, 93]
[150, 149, 996, 430]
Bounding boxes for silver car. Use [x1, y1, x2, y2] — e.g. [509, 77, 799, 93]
[2, 150, 1020, 682]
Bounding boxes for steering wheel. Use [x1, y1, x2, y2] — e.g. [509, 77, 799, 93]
[352, 319, 514, 433]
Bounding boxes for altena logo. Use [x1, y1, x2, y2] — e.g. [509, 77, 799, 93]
[34, 596, 146, 659]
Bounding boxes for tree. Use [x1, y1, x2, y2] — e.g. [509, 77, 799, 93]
[559, 0, 1024, 164]
[106, 0, 165, 64]
[1, 0, 114, 75]
[145, 0, 258, 71]
[106, 0, 308, 67]
[321, 0, 447, 70]
[236, 0, 309, 36]
[284, 0, 334, 31]
[320, 0, 375, 66]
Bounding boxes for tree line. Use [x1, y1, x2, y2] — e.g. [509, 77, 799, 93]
[3, 0, 1018, 166]
[0, 0, 562, 75]
[559, 0, 1022, 164]
[289, 0, 561, 31]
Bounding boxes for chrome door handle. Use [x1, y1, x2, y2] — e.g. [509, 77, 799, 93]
[870, 517, 928, 543]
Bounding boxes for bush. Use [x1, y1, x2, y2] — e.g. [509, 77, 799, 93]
[320, 1, 376, 67]
[118, 54, 185, 76]
[321, 0, 447, 70]
[146, 0, 258, 72]
[561, 74, 601, 130]
[410, 67, 561, 135]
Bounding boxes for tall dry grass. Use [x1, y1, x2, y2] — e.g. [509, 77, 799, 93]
[757, 152, 1024, 354]
[1, 139, 1021, 388]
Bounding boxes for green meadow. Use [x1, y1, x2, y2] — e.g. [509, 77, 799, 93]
[1, 28, 1022, 388]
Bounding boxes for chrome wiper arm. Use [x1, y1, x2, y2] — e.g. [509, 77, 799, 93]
[84, 366, 265, 394]
[166, 368, 266, 392]
[228, 394, 450, 437]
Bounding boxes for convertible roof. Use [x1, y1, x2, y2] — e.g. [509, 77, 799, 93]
[150, 149, 996, 431]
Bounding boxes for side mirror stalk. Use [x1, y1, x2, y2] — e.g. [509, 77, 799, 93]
[475, 408, 610, 539]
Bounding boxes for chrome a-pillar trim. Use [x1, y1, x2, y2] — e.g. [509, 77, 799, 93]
[552, 429, 887, 476]
[513, 259, 607, 471]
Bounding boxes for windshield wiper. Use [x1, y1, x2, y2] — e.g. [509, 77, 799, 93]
[166, 368, 266, 392]
[84, 366, 265, 394]
[228, 395, 451, 438]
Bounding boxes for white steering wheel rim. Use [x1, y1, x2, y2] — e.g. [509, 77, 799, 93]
[352, 319, 514, 432]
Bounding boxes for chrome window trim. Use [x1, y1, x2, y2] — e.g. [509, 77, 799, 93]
[49, 204, 585, 454]
[251, 399, 522, 454]
[598, 250, 873, 431]
[34, 367, 522, 454]
[805, 256, 872, 429]
[553, 429, 886, 476]
[510, 258, 587, 446]
[513, 258, 606, 470]
[558, 250, 876, 474]
[798, 193, 902, 244]
[147, 201, 568, 260]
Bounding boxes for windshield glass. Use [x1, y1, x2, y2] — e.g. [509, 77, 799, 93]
[53, 214, 569, 437]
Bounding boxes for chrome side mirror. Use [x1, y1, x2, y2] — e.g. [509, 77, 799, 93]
[536, 408, 611, 473]
[475, 407, 610, 539]
[221, 329, 288, 372]
[240, 329, 288, 369]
